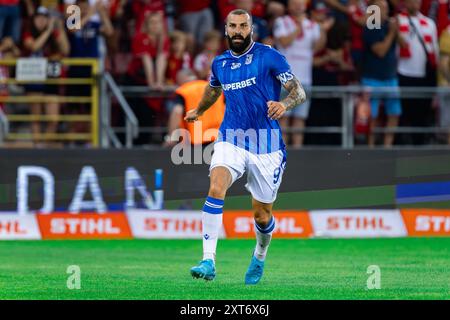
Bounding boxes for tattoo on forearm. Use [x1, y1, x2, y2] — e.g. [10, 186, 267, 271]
[281, 77, 306, 110]
[198, 85, 222, 113]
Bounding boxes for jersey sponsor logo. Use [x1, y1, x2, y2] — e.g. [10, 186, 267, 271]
[231, 62, 241, 70]
[276, 71, 294, 84]
[221, 76, 257, 91]
[245, 54, 253, 65]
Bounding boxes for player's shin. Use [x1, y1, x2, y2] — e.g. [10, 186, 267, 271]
[202, 196, 224, 262]
[254, 216, 276, 261]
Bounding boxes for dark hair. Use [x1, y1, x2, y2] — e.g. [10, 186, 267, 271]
[227, 9, 253, 25]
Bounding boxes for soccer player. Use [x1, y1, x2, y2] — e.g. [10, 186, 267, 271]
[185, 9, 306, 284]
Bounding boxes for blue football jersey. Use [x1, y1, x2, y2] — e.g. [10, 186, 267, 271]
[209, 42, 294, 154]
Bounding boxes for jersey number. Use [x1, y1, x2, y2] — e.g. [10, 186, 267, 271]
[273, 167, 281, 184]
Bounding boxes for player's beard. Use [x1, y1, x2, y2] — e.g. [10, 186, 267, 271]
[227, 33, 252, 54]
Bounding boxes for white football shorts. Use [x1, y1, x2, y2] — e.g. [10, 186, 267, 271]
[209, 141, 287, 203]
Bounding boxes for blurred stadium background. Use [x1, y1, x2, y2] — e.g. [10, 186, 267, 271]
[0, 0, 449, 300]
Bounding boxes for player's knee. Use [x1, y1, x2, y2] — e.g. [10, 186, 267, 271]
[253, 206, 272, 227]
[208, 167, 231, 199]
[208, 183, 226, 199]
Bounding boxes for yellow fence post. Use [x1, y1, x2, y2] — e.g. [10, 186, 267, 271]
[0, 58, 101, 146]
[90, 59, 99, 148]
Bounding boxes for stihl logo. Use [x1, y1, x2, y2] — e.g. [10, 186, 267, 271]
[38, 213, 131, 239]
[415, 216, 450, 232]
[234, 217, 303, 234]
[51, 218, 121, 234]
[144, 218, 201, 233]
[0, 221, 27, 234]
[327, 216, 391, 230]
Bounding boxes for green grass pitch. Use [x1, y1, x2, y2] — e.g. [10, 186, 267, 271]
[0, 238, 449, 300]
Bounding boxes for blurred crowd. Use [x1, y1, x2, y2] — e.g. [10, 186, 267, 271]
[1, 0, 450, 147]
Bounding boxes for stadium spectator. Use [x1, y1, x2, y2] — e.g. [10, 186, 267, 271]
[325, 0, 353, 23]
[125, 11, 169, 145]
[0, 0, 21, 44]
[66, 0, 113, 59]
[266, 0, 287, 18]
[102, 4, 129, 84]
[397, 0, 439, 145]
[265, 0, 287, 39]
[353, 91, 372, 142]
[0, 35, 20, 64]
[164, 69, 225, 147]
[22, 6, 69, 146]
[419, 0, 450, 36]
[64, 0, 110, 23]
[310, 2, 352, 145]
[64, 0, 111, 68]
[127, 11, 169, 89]
[193, 30, 222, 80]
[361, 0, 401, 147]
[274, 0, 328, 147]
[109, 0, 127, 20]
[217, 0, 238, 25]
[252, 0, 269, 18]
[0, 0, 444, 149]
[0, 35, 20, 55]
[21, 1, 62, 34]
[322, 0, 352, 59]
[176, 0, 214, 47]
[438, 25, 450, 144]
[0, 35, 20, 63]
[66, 0, 113, 144]
[166, 30, 192, 85]
[0, 36, 20, 113]
[348, 0, 368, 78]
[130, 0, 165, 34]
[106, 0, 129, 75]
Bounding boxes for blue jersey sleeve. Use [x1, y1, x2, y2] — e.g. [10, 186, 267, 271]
[209, 58, 221, 87]
[266, 47, 293, 84]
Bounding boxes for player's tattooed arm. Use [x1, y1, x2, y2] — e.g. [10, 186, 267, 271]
[198, 85, 222, 114]
[184, 85, 222, 122]
[267, 74, 306, 120]
[280, 77, 307, 111]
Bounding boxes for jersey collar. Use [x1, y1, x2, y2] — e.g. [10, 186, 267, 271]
[229, 41, 255, 58]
